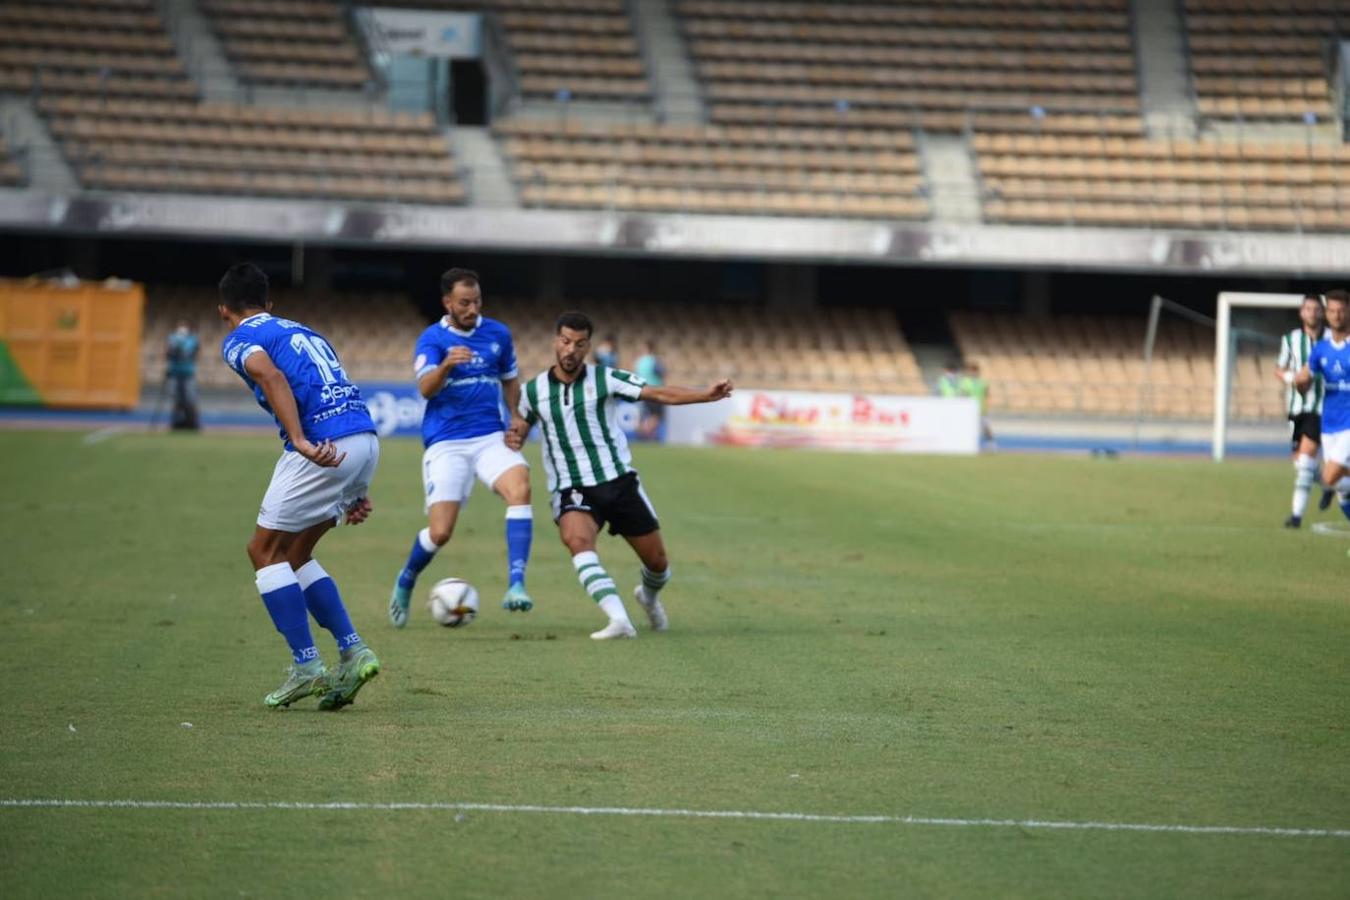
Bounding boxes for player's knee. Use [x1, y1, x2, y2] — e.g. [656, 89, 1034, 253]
[561, 533, 593, 555]
[246, 537, 276, 569]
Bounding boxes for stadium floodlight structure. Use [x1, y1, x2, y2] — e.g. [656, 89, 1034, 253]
[1211, 292, 1304, 462]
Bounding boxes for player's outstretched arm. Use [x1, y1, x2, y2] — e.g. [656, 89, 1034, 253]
[640, 380, 734, 406]
[243, 351, 346, 467]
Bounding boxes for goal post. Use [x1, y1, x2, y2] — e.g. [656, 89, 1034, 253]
[1212, 292, 1304, 462]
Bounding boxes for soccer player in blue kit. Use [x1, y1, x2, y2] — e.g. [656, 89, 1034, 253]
[1297, 289, 1350, 524]
[388, 268, 535, 626]
[218, 263, 381, 710]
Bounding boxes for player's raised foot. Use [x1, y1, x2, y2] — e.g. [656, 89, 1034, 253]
[389, 579, 412, 628]
[501, 582, 534, 612]
[1284, 515, 1302, 529]
[634, 585, 668, 632]
[1319, 488, 1336, 512]
[264, 660, 328, 709]
[318, 645, 380, 711]
[590, 619, 637, 641]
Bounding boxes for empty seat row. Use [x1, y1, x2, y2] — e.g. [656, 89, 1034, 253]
[37, 96, 437, 135]
[82, 165, 466, 205]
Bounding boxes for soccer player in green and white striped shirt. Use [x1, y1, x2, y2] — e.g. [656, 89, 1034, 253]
[505, 312, 733, 640]
[1273, 294, 1333, 528]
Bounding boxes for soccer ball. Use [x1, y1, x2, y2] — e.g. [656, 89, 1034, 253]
[428, 578, 479, 628]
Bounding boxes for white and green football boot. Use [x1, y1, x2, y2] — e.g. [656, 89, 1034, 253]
[318, 646, 381, 711]
[264, 659, 328, 709]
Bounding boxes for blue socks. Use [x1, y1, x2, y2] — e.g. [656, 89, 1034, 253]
[506, 505, 533, 587]
[396, 506, 531, 594]
[296, 559, 362, 654]
[398, 528, 440, 590]
[256, 563, 319, 665]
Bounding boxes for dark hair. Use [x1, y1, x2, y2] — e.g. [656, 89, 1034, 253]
[1303, 293, 1325, 305]
[218, 262, 269, 313]
[440, 268, 479, 295]
[556, 311, 593, 337]
[1325, 288, 1348, 305]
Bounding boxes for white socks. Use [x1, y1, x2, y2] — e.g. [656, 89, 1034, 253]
[1292, 454, 1318, 517]
[573, 550, 631, 624]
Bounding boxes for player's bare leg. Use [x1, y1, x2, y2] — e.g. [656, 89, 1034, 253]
[560, 512, 635, 639]
[492, 465, 534, 612]
[390, 500, 461, 627]
[624, 530, 671, 632]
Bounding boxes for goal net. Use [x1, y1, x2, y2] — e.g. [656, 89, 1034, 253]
[1211, 292, 1305, 462]
[1132, 293, 1295, 460]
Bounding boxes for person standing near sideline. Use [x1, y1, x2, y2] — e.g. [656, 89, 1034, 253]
[634, 339, 666, 440]
[960, 361, 994, 449]
[166, 319, 200, 431]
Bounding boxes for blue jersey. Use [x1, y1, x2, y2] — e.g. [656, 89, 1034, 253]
[222, 313, 375, 450]
[414, 315, 519, 447]
[1308, 336, 1350, 434]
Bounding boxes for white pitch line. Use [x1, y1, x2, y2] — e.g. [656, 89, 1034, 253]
[81, 426, 125, 445]
[1, 799, 1346, 839]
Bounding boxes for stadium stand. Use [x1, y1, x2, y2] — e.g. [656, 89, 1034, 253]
[1183, 0, 1344, 123]
[398, 0, 651, 102]
[677, 0, 1140, 132]
[0, 135, 26, 187]
[496, 118, 929, 219]
[974, 132, 1350, 231]
[0, 0, 197, 100]
[141, 290, 928, 396]
[39, 96, 465, 204]
[200, 0, 650, 101]
[949, 311, 1279, 420]
[200, 0, 375, 91]
[141, 287, 429, 388]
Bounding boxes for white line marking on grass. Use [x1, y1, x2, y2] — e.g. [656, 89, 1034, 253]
[1310, 522, 1350, 538]
[81, 426, 125, 445]
[2, 799, 1346, 839]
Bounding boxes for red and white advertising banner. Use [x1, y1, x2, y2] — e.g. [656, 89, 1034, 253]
[667, 390, 979, 454]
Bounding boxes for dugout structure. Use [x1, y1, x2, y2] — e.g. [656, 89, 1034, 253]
[0, 278, 145, 409]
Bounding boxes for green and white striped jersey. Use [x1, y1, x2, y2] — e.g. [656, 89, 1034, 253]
[1277, 326, 1328, 416]
[519, 365, 647, 491]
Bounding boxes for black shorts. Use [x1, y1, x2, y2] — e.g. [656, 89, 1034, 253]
[1290, 413, 1322, 450]
[552, 471, 660, 537]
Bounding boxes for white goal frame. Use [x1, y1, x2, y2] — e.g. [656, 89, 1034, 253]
[1212, 292, 1304, 462]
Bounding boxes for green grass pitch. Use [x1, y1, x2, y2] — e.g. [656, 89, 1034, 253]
[1, 429, 1347, 898]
